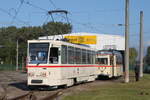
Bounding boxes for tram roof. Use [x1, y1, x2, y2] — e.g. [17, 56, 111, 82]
[28, 39, 96, 51]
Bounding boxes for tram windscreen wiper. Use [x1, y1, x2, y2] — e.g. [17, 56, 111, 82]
[37, 62, 40, 66]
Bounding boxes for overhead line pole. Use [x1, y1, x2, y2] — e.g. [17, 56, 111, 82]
[139, 11, 144, 77]
[16, 39, 19, 71]
[124, 0, 130, 83]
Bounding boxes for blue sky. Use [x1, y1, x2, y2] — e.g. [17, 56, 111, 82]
[0, 0, 149, 48]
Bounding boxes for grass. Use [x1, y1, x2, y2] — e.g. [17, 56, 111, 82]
[62, 73, 150, 100]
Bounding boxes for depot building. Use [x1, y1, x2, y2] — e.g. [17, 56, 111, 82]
[39, 32, 125, 51]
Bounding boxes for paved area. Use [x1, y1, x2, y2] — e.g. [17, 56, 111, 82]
[0, 71, 123, 100]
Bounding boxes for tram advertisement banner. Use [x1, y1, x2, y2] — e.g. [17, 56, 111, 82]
[64, 35, 97, 44]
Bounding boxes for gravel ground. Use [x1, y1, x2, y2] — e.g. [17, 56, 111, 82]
[0, 71, 123, 100]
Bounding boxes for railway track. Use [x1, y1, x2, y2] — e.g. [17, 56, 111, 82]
[0, 71, 123, 100]
[0, 78, 123, 100]
[2, 91, 63, 100]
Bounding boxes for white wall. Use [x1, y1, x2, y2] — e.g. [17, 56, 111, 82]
[39, 32, 125, 51]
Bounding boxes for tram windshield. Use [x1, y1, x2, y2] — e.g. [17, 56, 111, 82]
[29, 43, 49, 64]
[97, 58, 108, 65]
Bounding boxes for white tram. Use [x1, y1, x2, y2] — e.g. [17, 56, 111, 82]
[27, 40, 98, 87]
[96, 50, 123, 78]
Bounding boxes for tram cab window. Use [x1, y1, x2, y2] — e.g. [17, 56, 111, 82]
[37, 51, 47, 61]
[29, 43, 49, 64]
[49, 47, 58, 64]
[97, 58, 108, 65]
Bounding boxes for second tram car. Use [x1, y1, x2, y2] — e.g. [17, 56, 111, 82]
[96, 50, 123, 78]
[27, 40, 97, 87]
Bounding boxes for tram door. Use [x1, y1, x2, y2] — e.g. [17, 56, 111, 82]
[110, 55, 117, 77]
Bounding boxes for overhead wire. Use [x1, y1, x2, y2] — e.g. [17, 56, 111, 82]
[70, 9, 122, 15]
[48, 0, 57, 9]
[0, 7, 29, 25]
[24, 1, 48, 12]
[43, 14, 50, 25]
[11, 0, 25, 24]
[0, 8, 11, 16]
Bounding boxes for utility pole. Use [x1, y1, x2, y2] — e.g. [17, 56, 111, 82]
[139, 11, 144, 77]
[16, 39, 19, 71]
[124, 0, 130, 83]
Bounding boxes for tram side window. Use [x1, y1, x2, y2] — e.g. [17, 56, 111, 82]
[68, 46, 74, 64]
[75, 48, 81, 64]
[87, 50, 92, 64]
[90, 51, 93, 64]
[82, 49, 87, 64]
[61, 45, 67, 64]
[49, 47, 58, 64]
[92, 51, 96, 64]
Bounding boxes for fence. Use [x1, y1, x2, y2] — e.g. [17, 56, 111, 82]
[130, 65, 150, 73]
[0, 64, 23, 71]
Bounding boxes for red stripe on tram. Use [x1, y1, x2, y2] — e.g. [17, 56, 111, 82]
[26, 65, 113, 68]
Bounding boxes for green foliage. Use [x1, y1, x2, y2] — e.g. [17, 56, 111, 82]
[0, 22, 72, 66]
[129, 48, 138, 66]
[43, 22, 72, 36]
[145, 46, 150, 66]
[63, 73, 150, 100]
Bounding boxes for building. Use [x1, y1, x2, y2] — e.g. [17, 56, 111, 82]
[39, 32, 125, 51]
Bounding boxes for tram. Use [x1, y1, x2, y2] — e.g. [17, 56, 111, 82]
[96, 50, 123, 78]
[26, 39, 97, 87]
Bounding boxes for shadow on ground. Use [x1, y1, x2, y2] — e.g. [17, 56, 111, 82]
[9, 81, 59, 91]
[9, 81, 29, 91]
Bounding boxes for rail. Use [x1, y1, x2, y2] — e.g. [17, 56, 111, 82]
[6, 91, 62, 100]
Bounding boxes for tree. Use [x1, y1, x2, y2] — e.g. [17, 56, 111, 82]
[0, 26, 17, 64]
[145, 46, 150, 66]
[129, 48, 138, 66]
[43, 22, 72, 36]
[0, 22, 72, 65]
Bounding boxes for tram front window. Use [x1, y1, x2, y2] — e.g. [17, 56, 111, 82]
[97, 58, 108, 65]
[29, 43, 49, 64]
